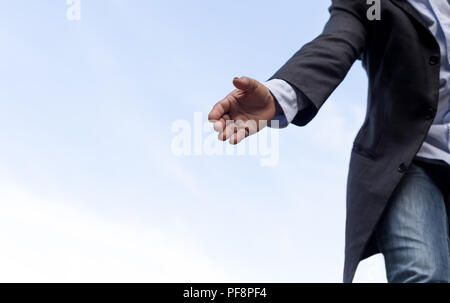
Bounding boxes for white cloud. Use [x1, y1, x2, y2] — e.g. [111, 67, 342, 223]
[0, 177, 232, 282]
[353, 255, 387, 283]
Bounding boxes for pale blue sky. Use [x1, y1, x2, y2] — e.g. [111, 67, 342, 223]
[0, 1, 386, 282]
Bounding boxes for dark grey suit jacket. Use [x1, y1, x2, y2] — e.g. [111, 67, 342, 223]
[269, 0, 443, 282]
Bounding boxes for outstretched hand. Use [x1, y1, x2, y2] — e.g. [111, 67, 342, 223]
[208, 76, 277, 144]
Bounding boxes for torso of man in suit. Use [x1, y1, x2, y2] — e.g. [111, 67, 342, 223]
[265, 0, 450, 167]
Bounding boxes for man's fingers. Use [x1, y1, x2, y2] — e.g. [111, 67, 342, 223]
[219, 121, 236, 141]
[209, 76, 258, 131]
[245, 120, 258, 135]
[232, 76, 258, 93]
[229, 120, 252, 144]
[208, 97, 231, 122]
[213, 114, 230, 132]
[230, 128, 248, 145]
[216, 119, 257, 143]
[209, 76, 256, 124]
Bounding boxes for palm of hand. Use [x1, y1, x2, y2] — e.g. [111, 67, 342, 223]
[208, 77, 277, 144]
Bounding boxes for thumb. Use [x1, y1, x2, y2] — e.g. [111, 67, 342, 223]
[232, 76, 258, 93]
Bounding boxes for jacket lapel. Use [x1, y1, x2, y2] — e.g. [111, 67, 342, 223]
[389, 0, 430, 30]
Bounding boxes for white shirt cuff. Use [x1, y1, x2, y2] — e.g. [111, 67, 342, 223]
[264, 79, 298, 128]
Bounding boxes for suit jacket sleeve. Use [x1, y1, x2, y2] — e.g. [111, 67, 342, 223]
[268, 0, 367, 126]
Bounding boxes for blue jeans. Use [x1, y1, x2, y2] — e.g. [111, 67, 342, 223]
[375, 161, 450, 283]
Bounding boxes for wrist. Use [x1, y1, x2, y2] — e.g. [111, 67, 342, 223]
[268, 91, 281, 121]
